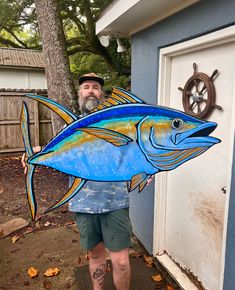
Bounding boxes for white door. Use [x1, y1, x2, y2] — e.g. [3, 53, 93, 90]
[154, 26, 235, 290]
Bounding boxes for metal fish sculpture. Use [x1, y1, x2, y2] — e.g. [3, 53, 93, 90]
[20, 88, 221, 220]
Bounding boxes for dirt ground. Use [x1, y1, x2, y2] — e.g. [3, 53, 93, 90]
[0, 153, 91, 289]
[0, 153, 182, 290]
[0, 154, 151, 290]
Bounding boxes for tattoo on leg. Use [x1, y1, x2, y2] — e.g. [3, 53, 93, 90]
[93, 264, 106, 288]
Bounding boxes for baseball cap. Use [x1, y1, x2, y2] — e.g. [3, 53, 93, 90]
[78, 73, 104, 86]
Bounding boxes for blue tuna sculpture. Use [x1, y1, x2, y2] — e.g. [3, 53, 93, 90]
[20, 88, 221, 220]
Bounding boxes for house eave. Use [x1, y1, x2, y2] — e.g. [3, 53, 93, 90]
[96, 0, 200, 37]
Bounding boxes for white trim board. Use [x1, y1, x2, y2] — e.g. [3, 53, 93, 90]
[154, 24, 235, 290]
[157, 254, 198, 290]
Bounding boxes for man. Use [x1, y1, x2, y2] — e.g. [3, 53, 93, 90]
[71, 73, 132, 290]
[22, 73, 132, 290]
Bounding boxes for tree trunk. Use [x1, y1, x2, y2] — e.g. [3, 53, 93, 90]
[34, 0, 77, 136]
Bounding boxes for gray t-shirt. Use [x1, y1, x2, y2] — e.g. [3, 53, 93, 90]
[68, 178, 129, 213]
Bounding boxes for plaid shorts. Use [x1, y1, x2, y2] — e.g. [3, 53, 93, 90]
[74, 208, 132, 251]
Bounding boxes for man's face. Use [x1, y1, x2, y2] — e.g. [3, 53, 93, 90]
[78, 80, 104, 114]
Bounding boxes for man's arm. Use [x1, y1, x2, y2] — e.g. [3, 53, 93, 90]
[21, 146, 41, 174]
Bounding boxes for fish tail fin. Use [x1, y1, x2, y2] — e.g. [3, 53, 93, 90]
[44, 177, 86, 214]
[20, 101, 37, 220]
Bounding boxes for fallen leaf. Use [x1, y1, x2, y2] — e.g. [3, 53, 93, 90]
[28, 267, 39, 278]
[106, 264, 112, 272]
[35, 221, 41, 229]
[0, 230, 4, 238]
[44, 267, 60, 277]
[10, 156, 20, 160]
[154, 279, 167, 289]
[43, 280, 52, 289]
[167, 284, 175, 290]
[72, 227, 79, 233]
[44, 221, 51, 227]
[65, 221, 74, 226]
[129, 251, 143, 258]
[11, 235, 21, 243]
[0, 189, 4, 194]
[24, 228, 34, 235]
[40, 197, 47, 202]
[85, 253, 89, 260]
[143, 255, 154, 267]
[152, 274, 163, 282]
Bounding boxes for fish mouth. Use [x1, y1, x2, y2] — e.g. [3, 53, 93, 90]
[172, 122, 221, 148]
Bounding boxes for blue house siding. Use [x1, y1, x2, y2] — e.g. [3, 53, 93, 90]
[130, 0, 235, 259]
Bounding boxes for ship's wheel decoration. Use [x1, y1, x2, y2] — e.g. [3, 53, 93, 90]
[178, 63, 222, 119]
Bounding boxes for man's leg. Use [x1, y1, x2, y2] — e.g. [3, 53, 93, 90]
[89, 242, 106, 290]
[109, 248, 130, 290]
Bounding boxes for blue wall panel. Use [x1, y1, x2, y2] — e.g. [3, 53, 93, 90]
[222, 133, 235, 290]
[130, 0, 235, 257]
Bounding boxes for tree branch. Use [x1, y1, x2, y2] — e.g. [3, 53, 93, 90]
[61, 6, 86, 35]
[0, 35, 24, 48]
[3, 26, 28, 48]
[80, 0, 95, 39]
[67, 45, 92, 55]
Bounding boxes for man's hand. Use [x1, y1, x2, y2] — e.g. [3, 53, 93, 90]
[147, 175, 154, 186]
[21, 146, 41, 175]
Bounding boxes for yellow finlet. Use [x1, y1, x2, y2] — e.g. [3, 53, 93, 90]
[91, 87, 144, 112]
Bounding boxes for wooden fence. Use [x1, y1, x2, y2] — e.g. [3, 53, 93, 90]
[0, 89, 53, 153]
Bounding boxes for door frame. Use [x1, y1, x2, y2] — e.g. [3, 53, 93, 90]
[153, 25, 235, 289]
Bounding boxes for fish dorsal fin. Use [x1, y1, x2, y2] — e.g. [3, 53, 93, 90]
[25, 94, 78, 124]
[91, 87, 145, 112]
[78, 127, 133, 147]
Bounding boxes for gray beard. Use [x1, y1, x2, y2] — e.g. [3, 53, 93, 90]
[80, 97, 100, 114]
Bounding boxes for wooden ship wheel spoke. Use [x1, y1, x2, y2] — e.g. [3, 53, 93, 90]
[178, 63, 222, 119]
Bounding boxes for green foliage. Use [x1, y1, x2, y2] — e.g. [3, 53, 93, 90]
[0, 0, 39, 48]
[71, 52, 130, 94]
[0, 0, 131, 80]
[103, 73, 130, 95]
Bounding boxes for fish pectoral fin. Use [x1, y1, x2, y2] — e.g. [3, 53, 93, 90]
[25, 93, 78, 124]
[44, 178, 86, 214]
[91, 87, 145, 112]
[129, 172, 149, 192]
[78, 127, 133, 147]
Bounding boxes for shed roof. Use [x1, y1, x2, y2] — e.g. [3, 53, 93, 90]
[0, 47, 45, 69]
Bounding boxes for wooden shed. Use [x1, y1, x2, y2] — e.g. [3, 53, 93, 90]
[0, 48, 52, 153]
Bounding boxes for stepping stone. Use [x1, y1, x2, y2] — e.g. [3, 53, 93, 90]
[0, 218, 29, 238]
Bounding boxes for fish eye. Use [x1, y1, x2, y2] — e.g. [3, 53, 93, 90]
[171, 118, 184, 129]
